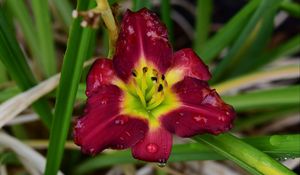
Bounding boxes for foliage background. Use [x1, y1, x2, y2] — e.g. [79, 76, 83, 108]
[0, 0, 299, 175]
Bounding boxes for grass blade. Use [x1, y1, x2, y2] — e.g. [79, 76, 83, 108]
[280, 0, 300, 17]
[74, 134, 300, 174]
[255, 35, 300, 68]
[222, 85, 300, 111]
[195, 133, 296, 175]
[44, 1, 97, 174]
[194, 0, 213, 54]
[0, 8, 53, 128]
[5, 0, 40, 64]
[132, 0, 152, 11]
[31, 0, 57, 77]
[200, 0, 260, 63]
[0, 62, 7, 83]
[160, 0, 174, 43]
[51, 0, 73, 28]
[211, 0, 283, 83]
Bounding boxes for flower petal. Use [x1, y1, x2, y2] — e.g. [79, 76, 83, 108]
[166, 48, 211, 85]
[161, 77, 235, 137]
[74, 84, 148, 155]
[86, 59, 117, 97]
[113, 8, 172, 81]
[131, 126, 172, 163]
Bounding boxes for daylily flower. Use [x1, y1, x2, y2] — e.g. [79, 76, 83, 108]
[74, 8, 235, 163]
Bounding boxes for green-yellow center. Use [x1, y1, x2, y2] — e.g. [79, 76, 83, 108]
[115, 60, 181, 129]
[130, 66, 167, 110]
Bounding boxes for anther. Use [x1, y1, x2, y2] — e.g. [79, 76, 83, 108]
[161, 74, 165, 80]
[151, 77, 158, 82]
[158, 84, 163, 92]
[143, 67, 148, 73]
[131, 70, 137, 77]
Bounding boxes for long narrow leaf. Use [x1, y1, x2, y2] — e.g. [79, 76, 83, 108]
[160, 0, 174, 43]
[31, 0, 57, 77]
[5, 0, 40, 64]
[0, 8, 53, 128]
[44, 1, 97, 175]
[211, 0, 283, 83]
[201, 0, 260, 63]
[222, 85, 300, 111]
[51, 0, 73, 28]
[195, 133, 296, 175]
[74, 134, 300, 174]
[194, 0, 213, 54]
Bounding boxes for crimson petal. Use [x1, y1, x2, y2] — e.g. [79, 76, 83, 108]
[131, 126, 172, 163]
[74, 85, 148, 155]
[86, 59, 117, 97]
[161, 77, 235, 137]
[113, 8, 172, 81]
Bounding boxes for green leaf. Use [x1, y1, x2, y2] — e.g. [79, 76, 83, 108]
[255, 35, 300, 69]
[74, 134, 299, 174]
[51, 0, 73, 29]
[44, 1, 97, 175]
[194, 0, 213, 54]
[0, 61, 7, 83]
[161, 0, 174, 43]
[0, 8, 53, 128]
[225, 8, 277, 78]
[132, 0, 152, 11]
[195, 133, 296, 175]
[280, 0, 300, 17]
[5, 0, 40, 64]
[234, 107, 299, 131]
[222, 85, 300, 111]
[31, 0, 57, 77]
[200, 0, 260, 63]
[211, 0, 283, 83]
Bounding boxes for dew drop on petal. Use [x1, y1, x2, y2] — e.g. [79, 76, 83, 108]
[119, 136, 125, 141]
[179, 112, 184, 116]
[157, 159, 167, 167]
[146, 143, 158, 153]
[175, 121, 180, 125]
[114, 116, 128, 125]
[193, 115, 207, 124]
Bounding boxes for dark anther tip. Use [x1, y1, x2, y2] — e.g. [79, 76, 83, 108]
[151, 77, 158, 81]
[158, 84, 163, 92]
[161, 74, 165, 80]
[143, 67, 148, 73]
[131, 70, 137, 77]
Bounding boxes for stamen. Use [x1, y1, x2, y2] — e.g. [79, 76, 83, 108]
[131, 70, 137, 77]
[143, 67, 148, 73]
[157, 84, 163, 92]
[161, 74, 165, 80]
[151, 77, 157, 82]
[147, 91, 164, 110]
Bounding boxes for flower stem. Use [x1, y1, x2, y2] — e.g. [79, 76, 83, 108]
[95, 0, 118, 58]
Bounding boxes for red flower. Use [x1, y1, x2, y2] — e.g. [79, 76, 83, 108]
[74, 8, 235, 163]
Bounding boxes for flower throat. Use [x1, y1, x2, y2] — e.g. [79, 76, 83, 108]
[130, 66, 167, 110]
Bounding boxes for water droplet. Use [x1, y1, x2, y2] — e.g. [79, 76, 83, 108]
[218, 116, 225, 121]
[146, 143, 158, 153]
[157, 159, 167, 167]
[116, 144, 124, 149]
[114, 116, 128, 125]
[119, 136, 124, 141]
[125, 131, 131, 137]
[179, 113, 184, 116]
[193, 116, 207, 123]
[100, 98, 107, 104]
[175, 121, 180, 125]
